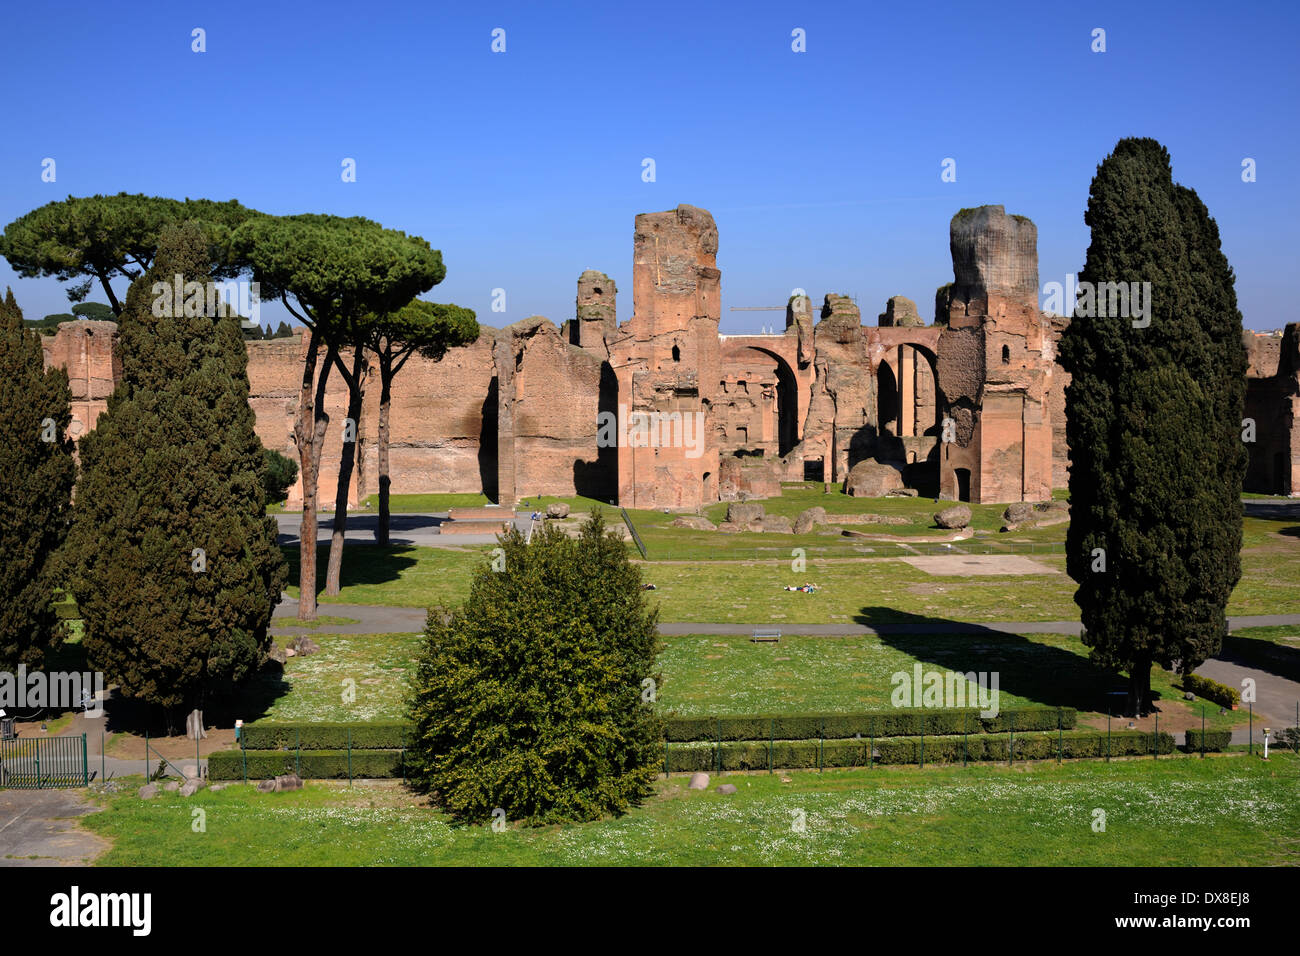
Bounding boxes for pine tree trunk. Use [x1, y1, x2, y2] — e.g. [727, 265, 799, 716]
[377, 368, 392, 547]
[295, 336, 335, 622]
[325, 348, 367, 596]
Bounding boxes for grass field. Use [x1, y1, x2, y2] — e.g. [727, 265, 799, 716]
[281, 509, 1300, 623]
[230, 627, 1248, 734]
[82, 754, 1299, 866]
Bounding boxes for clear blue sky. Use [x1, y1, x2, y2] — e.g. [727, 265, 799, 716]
[1, 0, 1295, 331]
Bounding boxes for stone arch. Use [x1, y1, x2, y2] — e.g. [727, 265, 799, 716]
[743, 346, 800, 457]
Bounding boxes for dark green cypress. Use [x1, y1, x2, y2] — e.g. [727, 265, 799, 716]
[66, 223, 286, 716]
[0, 288, 76, 670]
[1059, 138, 1247, 715]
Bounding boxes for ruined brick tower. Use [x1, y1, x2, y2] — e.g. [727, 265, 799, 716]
[939, 205, 1055, 502]
[608, 204, 722, 509]
[43, 202, 1295, 510]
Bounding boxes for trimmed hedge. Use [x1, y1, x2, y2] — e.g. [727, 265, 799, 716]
[666, 740, 873, 773]
[209, 748, 406, 781]
[239, 721, 410, 751]
[237, 710, 1077, 753]
[1184, 729, 1233, 752]
[874, 730, 1174, 764]
[666, 730, 1173, 772]
[1183, 673, 1240, 708]
[664, 707, 1076, 743]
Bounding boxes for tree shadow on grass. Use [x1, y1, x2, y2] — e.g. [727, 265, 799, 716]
[854, 605, 1134, 715]
[95, 667, 293, 736]
[281, 543, 420, 599]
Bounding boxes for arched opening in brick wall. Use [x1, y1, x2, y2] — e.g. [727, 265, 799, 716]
[955, 467, 972, 502]
[718, 346, 801, 460]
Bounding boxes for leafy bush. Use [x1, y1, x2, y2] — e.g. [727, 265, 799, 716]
[406, 512, 663, 825]
[262, 447, 299, 503]
[1182, 673, 1240, 708]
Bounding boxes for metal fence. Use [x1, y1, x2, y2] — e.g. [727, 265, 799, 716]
[0, 734, 89, 789]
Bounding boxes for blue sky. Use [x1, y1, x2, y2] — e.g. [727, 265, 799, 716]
[1, 0, 1295, 331]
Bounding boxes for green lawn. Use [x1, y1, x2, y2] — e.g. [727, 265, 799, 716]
[658, 633, 1245, 732]
[83, 754, 1300, 866]
[239, 632, 423, 722]
[282, 544, 491, 608]
[224, 628, 1248, 734]
[288, 536, 1300, 624]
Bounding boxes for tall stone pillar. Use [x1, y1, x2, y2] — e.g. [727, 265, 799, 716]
[941, 205, 1053, 503]
[609, 205, 721, 509]
[575, 270, 616, 352]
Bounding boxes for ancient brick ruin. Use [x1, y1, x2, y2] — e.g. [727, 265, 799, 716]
[41, 204, 1300, 507]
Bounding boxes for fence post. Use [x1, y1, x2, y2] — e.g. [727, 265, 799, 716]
[1201, 706, 1205, 759]
[963, 712, 968, 767]
[1153, 714, 1158, 760]
[715, 719, 721, 775]
[818, 718, 824, 773]
[101, 729, 105, 783]
[296, 728, 301, 778]
[347, 727, 352, 785]
[768, 719, 773, 774]
[920, 713, 925, 768]
[1008, 712, 1015, 767]
[82, 734, 88, 787]
[1057, 708, 1062, 763]
[1106, 714, 1111, 762]
[1249, 703, 1253, 755]
[870, 716, 875, 771]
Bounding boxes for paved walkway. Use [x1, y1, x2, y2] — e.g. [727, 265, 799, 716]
[0, 789, 107, 866]
[1195, 653, 1300, 743]
[275, 511, 530, 548]
[266, 596, 1300, 641]
[272, 595, 426, 636]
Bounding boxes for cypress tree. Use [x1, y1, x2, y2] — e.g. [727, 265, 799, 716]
[1059, 138, 1247, 715]
[0, 288, 76, 670]
[407, 511, 663, 824]
[67, 223, 286, 717]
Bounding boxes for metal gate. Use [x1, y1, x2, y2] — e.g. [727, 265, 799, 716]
[0, 734, 89, 788]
